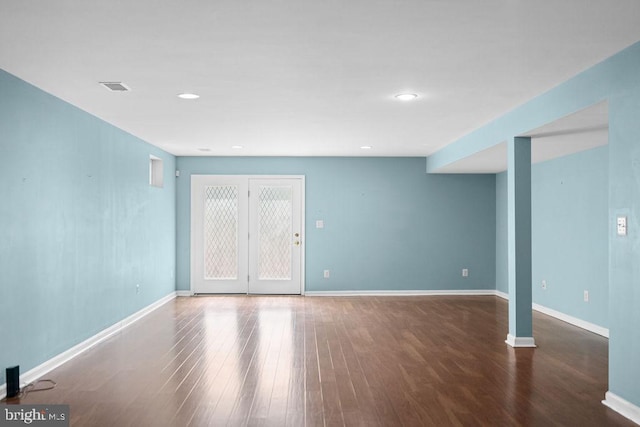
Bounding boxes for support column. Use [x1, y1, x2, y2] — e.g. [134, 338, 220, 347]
[506, 136, 536, 347]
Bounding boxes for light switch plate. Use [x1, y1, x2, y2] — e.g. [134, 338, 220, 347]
[617, 216, 627, 236]
[316, 220, 324, 229]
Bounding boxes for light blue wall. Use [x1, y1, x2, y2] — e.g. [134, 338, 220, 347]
[532, 146, 609, 327]
[496, 146, 609, 327]
[495, 172, 508, 294]
[609, 86, 640, 405]
[176, 157, 496, 292]
[444, 40, 640, 407]
[0, 69, 176, 385]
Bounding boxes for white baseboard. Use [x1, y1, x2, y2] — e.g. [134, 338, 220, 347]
[495, 290, 509, 300]
[603, 391, 640, 425]
[1, 291, 177, 397]
[505, 334, 536, 347]
[176, 290, 193, 297]
[532, 303, 609, 338]
[493, 290, 608, 338]
[304, 289, 498, 297]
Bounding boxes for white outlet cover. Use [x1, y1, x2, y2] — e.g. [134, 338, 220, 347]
[617, 216, 627, 236]
[316, 220, 324, 229]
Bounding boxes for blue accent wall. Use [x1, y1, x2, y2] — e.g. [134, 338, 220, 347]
[609, 86, 640, 406]
[176, 157, 496, 293]
[532, 146, 609, 327]
[445, 40, 640, 408]
[0, 69, 176, 385]
[496, 146, 609, 328]
[495, 172, 508, 294]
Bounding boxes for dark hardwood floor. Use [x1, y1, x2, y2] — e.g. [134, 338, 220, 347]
[5, 295, 635, 426]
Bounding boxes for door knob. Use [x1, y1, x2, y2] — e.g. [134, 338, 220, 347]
[294, 241, 300, 246]
[294, 232, 300, 237]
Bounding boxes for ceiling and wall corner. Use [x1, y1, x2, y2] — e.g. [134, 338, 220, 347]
[436, 101, 609, 173]
[1, 0, 639, 168]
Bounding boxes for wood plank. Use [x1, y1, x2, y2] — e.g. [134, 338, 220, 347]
[10, 295, 636, 426]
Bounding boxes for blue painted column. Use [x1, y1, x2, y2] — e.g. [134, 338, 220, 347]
[506, 136, 536, 347]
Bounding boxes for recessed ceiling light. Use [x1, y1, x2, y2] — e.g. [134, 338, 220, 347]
[178, 93, 200, 99]
[198, 148, 211, 152]
[231, 145, 243, 149]
[360, 145, 372, 150]
[395, 93, 418, 101]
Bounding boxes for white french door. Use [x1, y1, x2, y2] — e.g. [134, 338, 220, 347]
[191, 175, 304, 295]
[248, 178, 302, 294]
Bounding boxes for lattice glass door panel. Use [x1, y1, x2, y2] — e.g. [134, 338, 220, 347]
[249, 178, 302, 295]
[204, 185, 238, 280]
[257, 186, 292, 280]
[191, 176, 249, 294]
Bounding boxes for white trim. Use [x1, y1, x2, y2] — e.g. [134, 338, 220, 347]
[505, 334, 537, 347]
[493, 290, 609, 338]
[495, 290, 509, 300]
[300, 176, 306, 295]
[603, 391, 640, 425]
[532, 303, 609, 338]
[304, 289, 498, 297]
[1, 292, 177, 397]
[176, 290, 193, 297]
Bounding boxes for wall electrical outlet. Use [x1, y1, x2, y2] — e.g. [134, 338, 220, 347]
[462, 268, 469, 277]
[583, 290, 589, 302]
[136, 284, 140, 294]
[542, 280, 547, 290]
[617, 216, 627, 236]
[323, 270, 330, 279]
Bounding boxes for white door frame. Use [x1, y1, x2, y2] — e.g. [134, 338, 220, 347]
[190, 174, 305, 295]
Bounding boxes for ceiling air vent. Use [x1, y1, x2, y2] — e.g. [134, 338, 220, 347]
[99, 82, 130, 92]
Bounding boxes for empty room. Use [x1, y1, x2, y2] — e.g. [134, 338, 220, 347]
[2, 1, 640, 426]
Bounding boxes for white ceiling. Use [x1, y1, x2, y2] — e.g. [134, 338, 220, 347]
[1, 1, 638, 167]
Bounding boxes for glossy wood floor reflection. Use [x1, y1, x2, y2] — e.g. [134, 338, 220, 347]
[15, 296, 635, 426]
